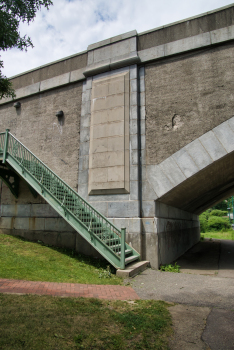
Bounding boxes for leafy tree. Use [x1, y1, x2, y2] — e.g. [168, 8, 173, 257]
[210, 209, 228, 217]
[212, 199, 228, 211]
[0, 0, 53, 99]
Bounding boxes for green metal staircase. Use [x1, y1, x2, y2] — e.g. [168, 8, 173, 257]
[0, 130, 140, 269]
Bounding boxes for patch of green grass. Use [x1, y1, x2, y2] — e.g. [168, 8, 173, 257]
[0, 294, 172, 350]
[160, 262, 180, 273]
[201, 230, 234, 241]
[0, 234, 122, 285]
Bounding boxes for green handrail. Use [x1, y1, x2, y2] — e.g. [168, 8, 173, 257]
[0, 130, 140, 268]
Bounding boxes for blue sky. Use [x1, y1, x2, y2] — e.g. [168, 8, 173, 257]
[2, 0, 234, 78]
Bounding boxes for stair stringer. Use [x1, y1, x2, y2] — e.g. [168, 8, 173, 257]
[0, 131, 140, 269]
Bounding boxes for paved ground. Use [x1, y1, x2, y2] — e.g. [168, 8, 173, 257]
[128, 239, 234, 350]
[0, 278, 139, 300]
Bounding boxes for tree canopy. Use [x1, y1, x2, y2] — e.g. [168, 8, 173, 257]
[0, 0, 53, 99]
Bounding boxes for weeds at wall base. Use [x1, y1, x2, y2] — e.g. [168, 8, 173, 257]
[160, 262, 180, 273]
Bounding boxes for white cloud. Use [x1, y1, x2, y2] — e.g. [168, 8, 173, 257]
[1, 0, 233, 77]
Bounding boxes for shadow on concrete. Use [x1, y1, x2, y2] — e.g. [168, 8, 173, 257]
[175, 238, 234, 278]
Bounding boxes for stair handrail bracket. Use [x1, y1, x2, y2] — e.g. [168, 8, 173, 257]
[1, 130, 140, 269]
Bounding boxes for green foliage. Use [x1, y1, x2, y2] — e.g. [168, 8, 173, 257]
[98, 266, 112, 279]
[207, 216, 231, 232]
[160, 262, 180, 273]
[212, 199, 228, 211]
[199, 206, 231, 233]
[0, 60, 16, 99]
[210, 209, 228, 217]
[0, 0, 53, 99]
[199, 210, 209, 233]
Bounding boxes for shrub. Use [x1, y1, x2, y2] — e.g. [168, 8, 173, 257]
[207, 216, 231, 232]
[199, 211, 210, 233]
[209, 209, 228, 217]
[199, 216, 207, 233]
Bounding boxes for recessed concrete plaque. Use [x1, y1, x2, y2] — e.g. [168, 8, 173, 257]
[88, 72, 130, 194]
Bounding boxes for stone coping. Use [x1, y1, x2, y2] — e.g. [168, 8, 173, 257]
[87, 30, 137, 51]
[138, 24, 234, 63]
[8, 50, 87, 80]
[138, 2, 234, 36]
[0, 68, 86, 105]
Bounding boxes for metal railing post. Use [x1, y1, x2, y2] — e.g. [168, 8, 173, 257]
[120, 228, 126, 269]
[3, 129, 10, 164]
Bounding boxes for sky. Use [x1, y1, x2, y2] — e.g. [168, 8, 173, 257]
[2, 0, 234, 78]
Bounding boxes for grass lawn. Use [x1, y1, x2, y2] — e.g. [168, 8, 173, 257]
[0, 233, 122, 285]
[0, 294, 172, 350]
[201, 230, 234, 241]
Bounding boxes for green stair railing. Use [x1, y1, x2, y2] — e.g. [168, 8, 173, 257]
[0, 130, 140, 269]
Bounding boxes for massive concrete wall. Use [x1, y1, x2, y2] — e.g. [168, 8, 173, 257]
[145, 42, 234, 165]
[0, 83, 82, 190]
[0, 54, 88, 255]
[1, 4, 234, 268]
[0, 180, 103, 259]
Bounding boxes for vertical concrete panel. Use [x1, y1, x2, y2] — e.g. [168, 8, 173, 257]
[88, 72, 130, 194]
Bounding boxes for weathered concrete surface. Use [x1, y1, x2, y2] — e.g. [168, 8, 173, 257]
[168, 304, 210, 350]
[138, 5, 234, 51]
[157, 218, 200, 267]
[1, 179, 46, 205]
[116, 261, 150, 278]
[145, 42, 234, 166]
[10, 52, 87, 89]
[88, 72, 130, 194]
[150, 203, 200, 268]
[218, 239, 234, 278]
[176, 240, 220, 276]
[128, 268, 234, 309]
[0, 180, 103, 259]
[145, 118, 234, 214]
[128, 239, 234, 309]
[0, 83, 82, 190]
[158, 150, 234, 214]
[202, 308, 234, 350]
[176, 239, 234, 279]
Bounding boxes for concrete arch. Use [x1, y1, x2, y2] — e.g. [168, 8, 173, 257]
[143, 116, 234, 268]
[146, 116, 234, 214]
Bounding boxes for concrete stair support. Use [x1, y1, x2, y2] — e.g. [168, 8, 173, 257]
[116, 261, 150, 278]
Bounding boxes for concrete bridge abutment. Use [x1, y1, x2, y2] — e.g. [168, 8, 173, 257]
[1, 4, 234, 267]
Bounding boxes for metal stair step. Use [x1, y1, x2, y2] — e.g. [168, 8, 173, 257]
[109, 244, 121, 250]
[95, 232, 115, 238]
[125, 255, 139, 265]
[117, 249, 132, 256]
[104, 238, 120, 244]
